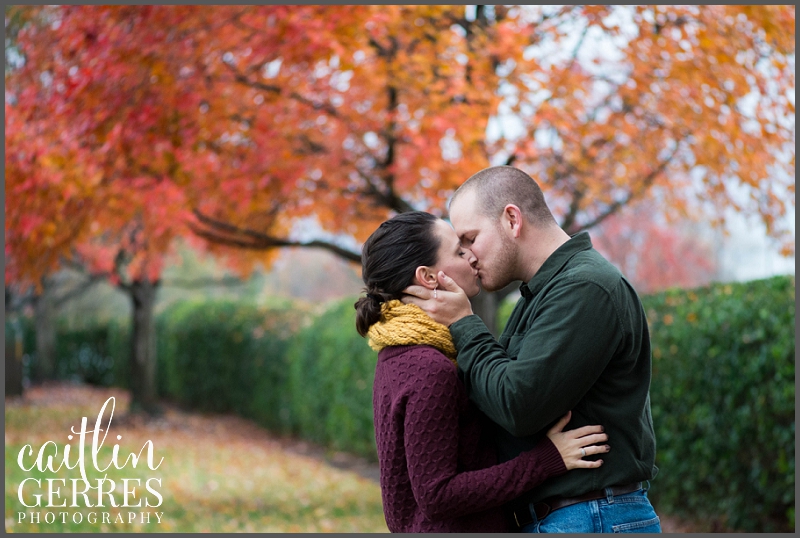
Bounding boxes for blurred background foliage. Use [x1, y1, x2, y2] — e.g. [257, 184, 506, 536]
[4, 4, 794, 533]
[643, 276, 795, 532]
[7, 274, 795, 532]
[6, 3, 795, 414]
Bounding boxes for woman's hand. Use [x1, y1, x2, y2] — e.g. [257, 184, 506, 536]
[546, 411, 610, 470]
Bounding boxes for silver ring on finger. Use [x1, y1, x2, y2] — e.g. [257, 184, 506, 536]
[580, 447, 586, 457]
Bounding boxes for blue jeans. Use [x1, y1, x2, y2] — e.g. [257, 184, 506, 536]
[520, 485, 661, 533]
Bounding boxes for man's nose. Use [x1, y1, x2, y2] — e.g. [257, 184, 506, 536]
[467, 249, 477, 266]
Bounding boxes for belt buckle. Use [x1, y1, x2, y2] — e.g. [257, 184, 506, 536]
[533, 501, 552, 520]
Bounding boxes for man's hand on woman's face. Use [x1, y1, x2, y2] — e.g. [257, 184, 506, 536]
[402, 271, 474, 327]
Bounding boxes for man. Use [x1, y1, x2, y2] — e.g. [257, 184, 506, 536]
[403, 166, 660, 533]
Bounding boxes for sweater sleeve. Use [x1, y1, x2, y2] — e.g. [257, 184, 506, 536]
[450, 280, 623, 437]
[402, 352, 567, 522]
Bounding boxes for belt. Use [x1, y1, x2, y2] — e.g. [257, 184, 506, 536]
[511, 482, 642, 528]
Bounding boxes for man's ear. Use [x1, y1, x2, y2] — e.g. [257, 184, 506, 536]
[502, 204, 523, 239]
[414, 266, 438, 289]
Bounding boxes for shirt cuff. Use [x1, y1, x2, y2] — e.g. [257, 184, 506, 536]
[449, 314, 492, 350]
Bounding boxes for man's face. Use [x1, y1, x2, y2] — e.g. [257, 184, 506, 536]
[449, 190, 517, 292]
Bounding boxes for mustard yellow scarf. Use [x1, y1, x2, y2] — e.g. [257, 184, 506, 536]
[367, 299, 457, 365]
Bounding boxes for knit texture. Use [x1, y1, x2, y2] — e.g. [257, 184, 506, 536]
[367, 299, 457, 363]
[372, 344, 568, 532]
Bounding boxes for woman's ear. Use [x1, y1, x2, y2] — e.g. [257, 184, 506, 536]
[414, 266, 438, 289]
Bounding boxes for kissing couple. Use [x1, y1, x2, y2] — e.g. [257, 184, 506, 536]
[355, 165, 660, 533]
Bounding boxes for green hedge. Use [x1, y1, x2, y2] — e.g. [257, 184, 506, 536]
[284, 299, 377, 459]
[16, 274, 794, 530]
[156, 298, 301, 428]
[52, 321, 130, 386]
[154, 297, 376, 458]
[642, 276, 794, 532]
[9, 316, 129, 387]
[500, 275, 795, 531]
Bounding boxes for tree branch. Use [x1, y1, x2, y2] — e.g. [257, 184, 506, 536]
[223, 61, 344, 120]
[353, 166, 416, 213]
[575, 142, 683, 232]
[52, 274, 106, 307]
[221, 61, 367, 146]
[162, 276, 250, 289]
[560, 185, 586, 233]
[190, 209, 362, 263]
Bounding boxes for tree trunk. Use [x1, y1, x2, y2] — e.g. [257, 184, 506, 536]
[127, 279, 160, 415]
[33, 280, 57, 382]
[469, 281, 521, 336]
[5, 290, 25, 397]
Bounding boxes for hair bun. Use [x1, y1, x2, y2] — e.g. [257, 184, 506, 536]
[354, 294, 384, 337]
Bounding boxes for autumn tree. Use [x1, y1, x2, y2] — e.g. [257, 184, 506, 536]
[6, 5, 379, 408]
[6, 5, 206, 413]
[6, 5, 795, 347]
[591, 201, 718, 294]
[186, 5, 794, 325]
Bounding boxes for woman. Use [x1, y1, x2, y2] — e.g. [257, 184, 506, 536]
[355, 211, 610, 532]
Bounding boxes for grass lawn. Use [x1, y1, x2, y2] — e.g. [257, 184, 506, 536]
[5, 384, 389, 533]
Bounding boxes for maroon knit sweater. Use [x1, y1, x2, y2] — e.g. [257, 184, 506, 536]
[373, 344, 567, 532]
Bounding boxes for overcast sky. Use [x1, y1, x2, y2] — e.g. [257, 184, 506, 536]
[714, 209, 795, 282]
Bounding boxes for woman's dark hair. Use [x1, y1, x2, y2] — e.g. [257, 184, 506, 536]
[354, 211, 440, 337]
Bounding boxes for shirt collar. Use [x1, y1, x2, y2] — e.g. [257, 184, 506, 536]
[520, 231, 594, 299]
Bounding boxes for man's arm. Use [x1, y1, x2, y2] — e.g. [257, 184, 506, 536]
[401, 352, 570, 522]
[451, 280, 623, 437]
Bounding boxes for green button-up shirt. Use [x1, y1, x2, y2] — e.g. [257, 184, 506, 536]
[450, 232, 657, 504]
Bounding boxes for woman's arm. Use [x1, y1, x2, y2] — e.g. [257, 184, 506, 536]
[402, 357, 608, 522]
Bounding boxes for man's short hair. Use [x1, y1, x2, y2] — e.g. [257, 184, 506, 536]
[450, 166, 557, 226]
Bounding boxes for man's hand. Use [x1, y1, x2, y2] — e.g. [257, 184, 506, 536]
[402, 271, 474, 327]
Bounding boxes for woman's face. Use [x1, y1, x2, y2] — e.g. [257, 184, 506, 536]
[430, 219, 480, 298]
